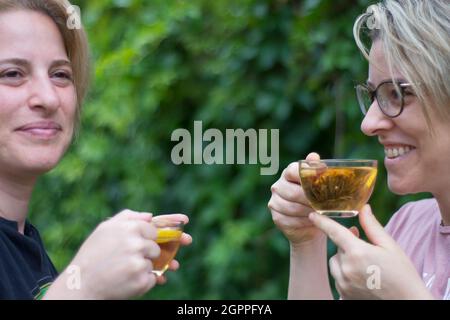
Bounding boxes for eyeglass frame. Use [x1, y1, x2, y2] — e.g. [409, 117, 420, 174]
[355, 80, 413, 118]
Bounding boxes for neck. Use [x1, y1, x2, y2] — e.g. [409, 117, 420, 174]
[0, 172, 36, 234]
[433, 192, 450, 226]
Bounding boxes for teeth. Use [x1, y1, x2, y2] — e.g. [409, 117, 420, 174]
[384, 146, 412, 159]
[393, 149, 399, 157]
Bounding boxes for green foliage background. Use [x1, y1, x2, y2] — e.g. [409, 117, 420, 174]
[30, 0, 429, 299]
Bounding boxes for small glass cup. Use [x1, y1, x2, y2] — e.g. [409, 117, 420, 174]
[152, 219, 184, 276]
[299, 159, 377, 218]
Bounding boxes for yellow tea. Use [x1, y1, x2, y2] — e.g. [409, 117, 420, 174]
[153, 228, 182, 276]
[299, 166, 377, 217]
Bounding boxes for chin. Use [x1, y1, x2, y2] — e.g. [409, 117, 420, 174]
[387, 176, 419, 195]
[35, 160, 60, 173]
[24, 159, 61, 175]
[20, 151, 66, 175]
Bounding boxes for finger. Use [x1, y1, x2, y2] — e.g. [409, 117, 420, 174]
[153, 213, 189, 225]
[145, 258, 154, 273]
[301, 152, 326, 175]
[328, 254, 346, 299]
[271, 178, 310, 204]
[135, 220, 158, 240]
[142, 273, 157, 293]
[143, 240, 161, 259]
[156, 259, 180, 285]
[305, 152, 321, 161]
[349, 226, 360, 238]
[334, 282, 345, 300]
[271, 209, 320, 244]
[115, 209, 153, 222]
[180, 233, 192, 246]
[328, 254, 343, 284]
[271, 209, 311, 226]
[283, 154, 321, 183]
[156, 275, 167, 285]
[308, 212, 361, 251]
[168, 259, 180, 271]
[283, 162, 301, 184]
[271, 209, 314, 228]
[359, 205, 397, 248]
[268, 193, 312, 217]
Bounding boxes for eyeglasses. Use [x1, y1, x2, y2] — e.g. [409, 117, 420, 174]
[355, 80, 413, 118]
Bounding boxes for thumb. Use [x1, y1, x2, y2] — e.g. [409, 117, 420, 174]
[359, 205, 395, 248]
[305, 152, 321, 161]
[303, 152, 326, 174]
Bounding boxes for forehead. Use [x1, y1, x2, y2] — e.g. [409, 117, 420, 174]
[0, 10, 68, 61]
[368, 41, 405, 84]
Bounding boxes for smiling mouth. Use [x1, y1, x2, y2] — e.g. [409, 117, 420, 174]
[16, 127, 62, 140]
[384, 146, 416, 159]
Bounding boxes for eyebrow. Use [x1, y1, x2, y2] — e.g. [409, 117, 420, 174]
[51, 59, 72, 68]
[366, 78, 409, 88]
[0, 58, 30, 68]
[0, 58, 72, 68]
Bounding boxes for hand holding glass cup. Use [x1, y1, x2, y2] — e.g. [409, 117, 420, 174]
[151, 218, 184, 276]
[299, 159, 377, 218]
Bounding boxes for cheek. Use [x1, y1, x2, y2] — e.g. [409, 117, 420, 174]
[62, 88, 78, 125]
[0, 88, 23, 113]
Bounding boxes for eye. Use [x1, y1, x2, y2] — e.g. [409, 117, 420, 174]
[52, 71, 73, 81]
[0, 69, 23, 78]
[386, 87, 402, 102]
[51, 70, 74, 86]
[0, 69, 26, 86]
[390, 89, 401, 98]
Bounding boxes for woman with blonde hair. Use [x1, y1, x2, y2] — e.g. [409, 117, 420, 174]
[0, 0, 191, 299]
[269, 0, 449, 299]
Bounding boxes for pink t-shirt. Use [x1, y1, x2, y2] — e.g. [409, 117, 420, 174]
[385, 198, 450, 300]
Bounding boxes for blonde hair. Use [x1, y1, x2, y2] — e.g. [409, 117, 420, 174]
[353, 0, 450, 125]
[0, 0, 90, 129]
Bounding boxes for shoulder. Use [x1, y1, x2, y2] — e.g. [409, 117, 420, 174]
[385, 198, 439, 237]
[394, 198, 438, 220]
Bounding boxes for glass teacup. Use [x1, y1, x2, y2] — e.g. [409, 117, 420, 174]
[152, 219, 184, 276]
[299, 159, 377, 218]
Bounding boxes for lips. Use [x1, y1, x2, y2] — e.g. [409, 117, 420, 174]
[16, 121, 62, 131]
[15, 121, 62, 139]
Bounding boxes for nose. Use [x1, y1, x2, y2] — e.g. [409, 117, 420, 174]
[360, 100, 394, 136]
[27, 74, 61, 114]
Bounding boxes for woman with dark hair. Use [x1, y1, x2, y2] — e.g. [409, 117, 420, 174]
[0, 0, 192, 299]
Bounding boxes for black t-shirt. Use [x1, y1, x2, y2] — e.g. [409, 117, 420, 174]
[0, 217, 58, 299]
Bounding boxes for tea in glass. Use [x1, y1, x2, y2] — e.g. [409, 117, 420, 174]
[152, 219, 184, 276]
[299, 159, 377, 217]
